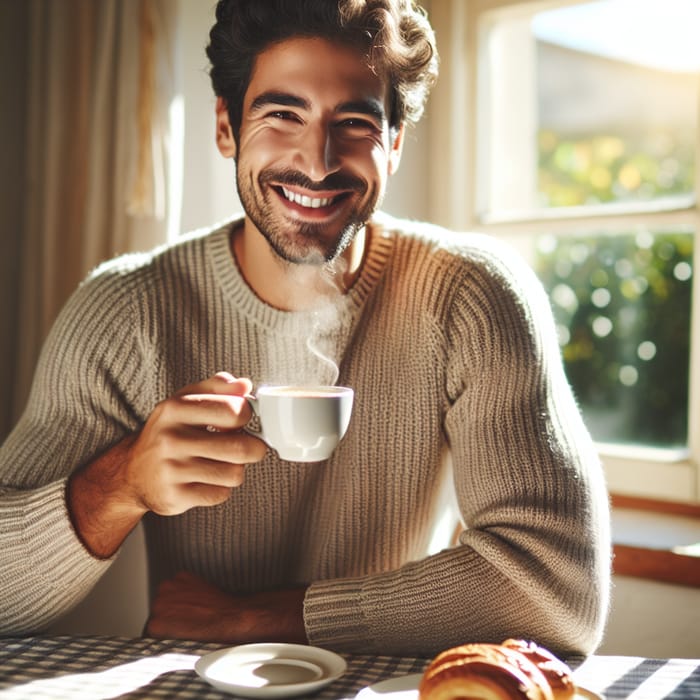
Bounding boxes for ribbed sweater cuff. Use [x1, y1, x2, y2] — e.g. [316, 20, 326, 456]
[0, 480, 114, 633]
[304, 577, 370, 651]
[24, 479, 114, 568]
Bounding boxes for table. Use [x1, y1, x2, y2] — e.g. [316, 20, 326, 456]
[0, 636, 698, 699]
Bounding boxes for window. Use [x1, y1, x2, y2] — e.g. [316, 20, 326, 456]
[427, 0, 700, 502]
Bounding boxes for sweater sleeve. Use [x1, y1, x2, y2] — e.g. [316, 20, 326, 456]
[305, 236, 611, 657]
[0, 266, 148, 634]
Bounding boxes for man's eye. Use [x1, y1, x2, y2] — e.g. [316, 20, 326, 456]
[337, 118, 378, 132]
[268, 111, 299, 122]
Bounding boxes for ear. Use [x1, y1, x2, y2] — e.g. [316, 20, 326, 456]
[387, 123, 405, 175]
[215, 97, 237, 158]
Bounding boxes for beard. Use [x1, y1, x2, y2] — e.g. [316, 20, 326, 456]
[236, 164, 379, 265]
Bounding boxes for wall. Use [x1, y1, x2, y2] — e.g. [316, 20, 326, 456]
[179, 0, 241, 233]
[47, 526, 148, 636]
[600, 576, 700, 658]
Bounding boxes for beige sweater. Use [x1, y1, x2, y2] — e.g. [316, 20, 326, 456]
[0, 213, 610, 656]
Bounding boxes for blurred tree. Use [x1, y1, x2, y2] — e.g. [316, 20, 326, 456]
[537, 128, 694, 207]
[534, 128, 694, 448]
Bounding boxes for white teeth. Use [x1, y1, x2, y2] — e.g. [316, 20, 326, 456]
[282, 187, 333, 208]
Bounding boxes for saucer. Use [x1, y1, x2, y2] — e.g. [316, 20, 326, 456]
[195, 643, 347, 698]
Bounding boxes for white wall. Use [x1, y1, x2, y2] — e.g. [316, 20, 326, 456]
[179, 0, 242, 233]
[600, 576, 700, 658]
[47, 526, 148, 636]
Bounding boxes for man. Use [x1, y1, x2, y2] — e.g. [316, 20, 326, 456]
[0, 0, 610, 657]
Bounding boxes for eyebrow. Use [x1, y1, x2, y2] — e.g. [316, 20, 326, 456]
[339, 98, 386, 122]
[249, 91, 386, 122]
[250, 91, 309, 112]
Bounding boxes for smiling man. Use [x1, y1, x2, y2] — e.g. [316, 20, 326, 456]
[0, 0, 611, 658]
[231, 38, 394, 265]
[222, 34, 404, 308]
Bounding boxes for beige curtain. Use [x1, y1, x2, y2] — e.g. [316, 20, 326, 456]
[1, 0, 181, 437]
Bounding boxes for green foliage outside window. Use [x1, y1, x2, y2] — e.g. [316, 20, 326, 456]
[534, 130, 694, 447]
[537, 128, 695, 207]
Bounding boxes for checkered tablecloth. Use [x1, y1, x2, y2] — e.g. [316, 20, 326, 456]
[0, 636, 698, 699]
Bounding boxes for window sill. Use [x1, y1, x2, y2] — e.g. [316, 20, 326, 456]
[611, 495, 700, 588]
[479, 193, 696, 227]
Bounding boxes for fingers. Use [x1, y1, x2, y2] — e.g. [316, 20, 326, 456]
[174, 393, 253, 432]
[150, 396, 266, 462]
[168, 373, 256, 432]
[175, 372, 253, 399]
[124, 373, 267, 517]
[138, 457, 248, 515]
[181, 480, 243, 507]
[173, 435, 266, 484]
[185, 427, 268, 464]
[138, 420, 266, 479]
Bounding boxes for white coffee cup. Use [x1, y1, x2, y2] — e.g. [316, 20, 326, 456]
[245, 385, 354, 462]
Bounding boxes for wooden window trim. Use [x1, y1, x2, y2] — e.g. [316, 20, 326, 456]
[611, 493, 700, 588]
[613, 544, 700, 588]
[611, 494, 700, 519]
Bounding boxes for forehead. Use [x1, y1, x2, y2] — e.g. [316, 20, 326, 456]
[244, 36, 389, 113]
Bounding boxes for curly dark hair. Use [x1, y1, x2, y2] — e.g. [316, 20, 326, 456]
[206, 0, 438, 140]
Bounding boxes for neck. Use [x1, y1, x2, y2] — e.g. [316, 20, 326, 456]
[231, 220, 368, 311]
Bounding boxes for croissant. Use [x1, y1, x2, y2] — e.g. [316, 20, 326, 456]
[418, 639, 576, 700]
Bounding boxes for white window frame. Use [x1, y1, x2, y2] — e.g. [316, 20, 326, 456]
[425, 0, 700, 503]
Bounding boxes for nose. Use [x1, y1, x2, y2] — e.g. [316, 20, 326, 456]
[293, 123, 341, 182]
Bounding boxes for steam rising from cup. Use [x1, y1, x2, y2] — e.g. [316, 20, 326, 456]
[302, 259, 347, 386]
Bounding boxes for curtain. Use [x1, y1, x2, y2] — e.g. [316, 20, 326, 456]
[1, 0, 182, 438]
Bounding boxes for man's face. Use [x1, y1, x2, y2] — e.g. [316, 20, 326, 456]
[232, 36, 403, 265]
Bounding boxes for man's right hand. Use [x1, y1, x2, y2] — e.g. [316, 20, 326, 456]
[66, 372, 267, 559]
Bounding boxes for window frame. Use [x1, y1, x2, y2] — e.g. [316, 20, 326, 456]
[425, 0, 700, 503]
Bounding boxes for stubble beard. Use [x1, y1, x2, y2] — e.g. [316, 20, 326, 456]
[236, 165, 379, 266]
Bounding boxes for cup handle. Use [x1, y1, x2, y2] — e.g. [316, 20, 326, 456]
[243, 394, 266, 442]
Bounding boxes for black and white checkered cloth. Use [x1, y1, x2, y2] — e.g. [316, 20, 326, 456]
[0, 636, 698, 699]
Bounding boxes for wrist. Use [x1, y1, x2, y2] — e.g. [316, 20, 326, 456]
[224, 587, 309, 645]
[66, 434, 146, 559]
[255, 587, 308, 644]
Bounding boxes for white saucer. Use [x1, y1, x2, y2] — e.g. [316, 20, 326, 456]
[195, 643, 347, 698]
[355, 673, 604, 700]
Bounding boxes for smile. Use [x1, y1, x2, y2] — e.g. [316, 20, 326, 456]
[281, 187, 337, 209]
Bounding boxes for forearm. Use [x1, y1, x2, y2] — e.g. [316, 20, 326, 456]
[305, 527, 608, 658]
[145, 571, 308, 644]
[67, 433, 146, 559]
[228, 587, 308, 645]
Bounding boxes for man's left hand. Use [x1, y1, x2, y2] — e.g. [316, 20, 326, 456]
[144, 571, 308, 644]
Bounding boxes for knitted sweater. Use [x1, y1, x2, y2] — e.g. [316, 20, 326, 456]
[0, 213, 610, 656]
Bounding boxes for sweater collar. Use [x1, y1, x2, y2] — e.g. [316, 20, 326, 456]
[207, 213, 395, 332]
